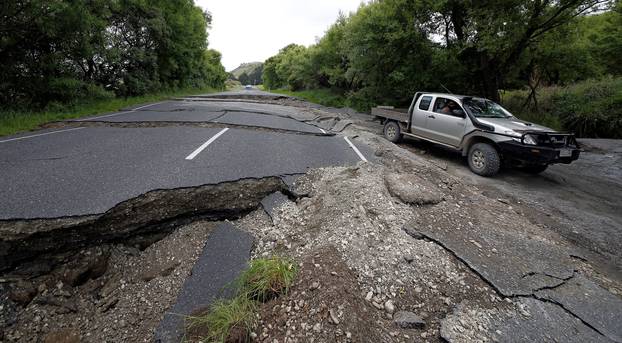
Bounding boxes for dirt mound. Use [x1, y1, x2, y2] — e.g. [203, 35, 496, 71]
[257, 245, 388, 342]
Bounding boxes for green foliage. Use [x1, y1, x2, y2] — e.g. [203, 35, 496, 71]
[238, 72, 251, 85]
[262, 0, 620, 134]
[238, 257, 298, 302]
[186, 296, 256, 343]
[185, 256, 297, 342]
[0, 0, 226, 109]
[0, 86, 220, 137]
[271, 89, 348, 109]
[502, 77, 622, 138]
[225, 79, 243, 90]
[230, 62, 263, 85]
[264, 44, 314, 91]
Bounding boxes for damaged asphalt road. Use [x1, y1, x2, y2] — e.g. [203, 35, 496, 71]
[0, 95, 368, 221]
[0, 91, 371, 267]
[1, 90, 621, 342]
[0, 126, 367, 219]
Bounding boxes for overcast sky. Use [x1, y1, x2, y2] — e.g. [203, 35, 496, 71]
[196, 0, 365, 71]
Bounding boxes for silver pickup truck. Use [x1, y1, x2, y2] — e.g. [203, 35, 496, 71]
[372, 92, 580, 176]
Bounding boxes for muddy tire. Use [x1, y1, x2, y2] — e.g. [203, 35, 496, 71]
[468, 143, 501, 176]
[520, 164, 548, 174]
[384, 121, 403, 143]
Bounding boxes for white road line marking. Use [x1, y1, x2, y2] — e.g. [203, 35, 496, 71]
[319, 128, 327, 134]
[185, 128, 229, 160]
[76, 111, 132, 121]
[344, 136, 368, 163]
[0, 127, 86, 143]
[76, 101, 166, 121]
[132, 102, 166, 111]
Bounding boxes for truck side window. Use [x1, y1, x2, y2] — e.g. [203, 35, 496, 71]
[419, 96, 432, 111]
[434, 98, 464, 117]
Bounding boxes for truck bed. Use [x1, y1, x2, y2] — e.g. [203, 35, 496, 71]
[371, 106, 409, 124]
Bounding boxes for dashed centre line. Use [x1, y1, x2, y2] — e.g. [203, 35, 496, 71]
[185, 128, 230, 160]
[344, 136, 368, 162]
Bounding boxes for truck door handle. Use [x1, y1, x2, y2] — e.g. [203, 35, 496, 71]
[428, 115, 435, 119]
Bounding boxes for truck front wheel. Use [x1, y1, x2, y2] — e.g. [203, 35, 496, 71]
[468, 143, 501, 176]
[384, 121, 403, 143]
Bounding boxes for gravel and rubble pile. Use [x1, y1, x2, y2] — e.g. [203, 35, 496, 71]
[2, 221, 215, 342]
[239, 157, 502, 341]
[239, 125, 622, 342]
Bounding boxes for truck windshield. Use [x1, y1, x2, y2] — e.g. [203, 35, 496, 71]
[463, 98, 512, 118]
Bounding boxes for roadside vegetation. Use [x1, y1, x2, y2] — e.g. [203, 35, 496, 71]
[186, 256, 297, 343]
[0, 87, 221, 137]
[262, 0, 621, 138]
[502, 77, 622, 138]
[269, 88, 348, 108]
[1, 1, 227, 136]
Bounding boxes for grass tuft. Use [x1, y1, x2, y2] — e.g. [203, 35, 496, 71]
[186, 256, 297, 342]
[186, 296, 256, 343]
[238, 257, 298, 302]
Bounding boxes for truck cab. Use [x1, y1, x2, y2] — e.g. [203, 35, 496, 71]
[372, 92, 581, 176]
[409, 93, 469, 147]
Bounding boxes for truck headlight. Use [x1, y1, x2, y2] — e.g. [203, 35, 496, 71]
[522, 134, 538, 145]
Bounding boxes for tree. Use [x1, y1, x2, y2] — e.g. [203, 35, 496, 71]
[417, 0, 611, 101]
[238, 72, 250, 85]
[341, 0, 435, 106]
[0, 0, 226, 108]
[247, 64, 264, 85]
[597, 0, 622, 75]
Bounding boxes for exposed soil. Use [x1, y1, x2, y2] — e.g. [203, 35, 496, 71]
[241, 160, 506, 342]
[257, 245, 388, 342]
[2, 220, 215, 342]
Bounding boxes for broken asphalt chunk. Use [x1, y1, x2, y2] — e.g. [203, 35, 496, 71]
[384, 172, 444, 206]
[441, 298, 613, 343]
[535, 275, 622, 342]
[154, 222, 254, 343]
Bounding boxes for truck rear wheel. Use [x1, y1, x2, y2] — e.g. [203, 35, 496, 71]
[384, 121, 403, 143]
[468, 143, 501, 176]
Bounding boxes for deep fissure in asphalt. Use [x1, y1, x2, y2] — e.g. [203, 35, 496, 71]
[0, 176, 298, 274]
[42, 120, 332, 137]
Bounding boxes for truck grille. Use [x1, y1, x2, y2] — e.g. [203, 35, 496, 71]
[532, 133, 577, 148]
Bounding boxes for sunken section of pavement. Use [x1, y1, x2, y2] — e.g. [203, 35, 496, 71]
[1, 90, 621, 342]
[0, 126, 369, 219]
[0, 91, 374, 341]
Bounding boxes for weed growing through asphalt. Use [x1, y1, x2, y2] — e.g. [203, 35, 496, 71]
[186, 256, 297, 343]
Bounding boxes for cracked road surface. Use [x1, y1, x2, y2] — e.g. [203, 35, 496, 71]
[0, 93, 370, 219]
[2, 91, 621, 343]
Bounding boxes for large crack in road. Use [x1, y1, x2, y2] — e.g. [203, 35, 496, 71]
[43, 120, 333, 137]
[0, 177, 290, 272]
[2, 91, 621, 342]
